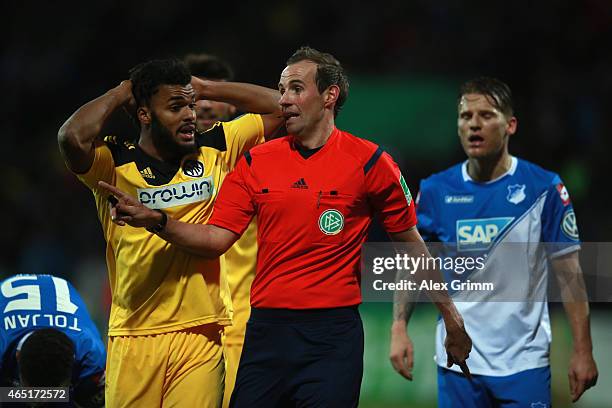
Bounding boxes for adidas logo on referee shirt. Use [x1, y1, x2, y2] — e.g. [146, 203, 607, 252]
[140, 167, 156, 180]
[291, 178, 308, 189]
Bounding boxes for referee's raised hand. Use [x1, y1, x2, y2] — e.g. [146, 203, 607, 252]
[98, 181, 161, 229]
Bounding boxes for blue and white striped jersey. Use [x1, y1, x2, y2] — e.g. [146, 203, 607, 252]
[417, 156, 580, 376]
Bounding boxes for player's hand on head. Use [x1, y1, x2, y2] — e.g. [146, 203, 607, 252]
[190, 76, 206, 100]
[116, 80, 137, 123]
[98, 181, 159, 228]
[444, 324, 473, 380]
[568, 350, 598, 402]
[389, 328, 414, 380]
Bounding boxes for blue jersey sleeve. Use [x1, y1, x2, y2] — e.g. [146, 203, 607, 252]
[63, 280, 106, 380]
[75, 330, 106, 379]
[416, 179, 438, 242]
[541, 175, 581, 257]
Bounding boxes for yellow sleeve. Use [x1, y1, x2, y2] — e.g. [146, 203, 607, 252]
[74, 139, 118, 240]
[221, 114, 264, 169]
[76, 139, 116, 192]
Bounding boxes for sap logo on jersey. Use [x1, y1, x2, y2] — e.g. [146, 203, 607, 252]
[457, 217, 514, 251]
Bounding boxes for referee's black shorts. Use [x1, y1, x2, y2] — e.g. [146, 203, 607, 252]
[229, 306, 364, 408]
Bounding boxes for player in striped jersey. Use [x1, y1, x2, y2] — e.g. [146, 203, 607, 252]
[390, 77, 598, 407]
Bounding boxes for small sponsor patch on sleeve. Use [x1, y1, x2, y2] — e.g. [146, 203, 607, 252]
[561, 209, 579, 240]
[556, 183, 571, 206]
[399, 174, 412, 206]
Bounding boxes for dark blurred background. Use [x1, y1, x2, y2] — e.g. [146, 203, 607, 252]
[1, 1, 610, 406]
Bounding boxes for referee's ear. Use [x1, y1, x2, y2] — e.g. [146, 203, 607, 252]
[324, 85, 340, 111]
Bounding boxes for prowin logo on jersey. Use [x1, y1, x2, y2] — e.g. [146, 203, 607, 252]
[138, 177, 214, 209]
[456, 217, 514, 251]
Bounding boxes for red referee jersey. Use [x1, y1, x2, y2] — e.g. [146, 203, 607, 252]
[209, 128, 417, 309]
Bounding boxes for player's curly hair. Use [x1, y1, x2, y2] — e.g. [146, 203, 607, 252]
[129, 58, 191, 107]
[19, 328, 75, 387]
[459, 77, 514, 117]
[287, 46, 349, 118]
[184, 53, 234, 81]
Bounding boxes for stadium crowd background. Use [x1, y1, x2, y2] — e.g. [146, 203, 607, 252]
[2, 1, 610, 406]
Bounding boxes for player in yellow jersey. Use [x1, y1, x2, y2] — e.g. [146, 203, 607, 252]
[58, 58, 282, 407]
[184, 53, 261, 408]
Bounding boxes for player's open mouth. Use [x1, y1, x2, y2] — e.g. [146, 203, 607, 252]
[178, 125, 196, 140]
[283, 111, 300, 121]
[468, 135, 484, 146]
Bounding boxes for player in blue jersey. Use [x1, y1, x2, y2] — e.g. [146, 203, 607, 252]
[0, 274, 106, 407]
[390, 77, 598, 407]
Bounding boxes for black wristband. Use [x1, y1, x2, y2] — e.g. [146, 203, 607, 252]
[146, 209, 168, 234]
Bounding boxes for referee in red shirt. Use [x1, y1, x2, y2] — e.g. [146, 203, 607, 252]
[101, 46, 472, 407]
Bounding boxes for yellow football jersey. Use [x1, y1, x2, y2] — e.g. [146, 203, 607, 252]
[221, 218, 257, 343]
[220, 220, 257, 408]
[76, 114, 264, 336]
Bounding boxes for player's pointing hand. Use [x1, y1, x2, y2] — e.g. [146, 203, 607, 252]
[98, 181, 162, 229]
[444, 324, 473, 380]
